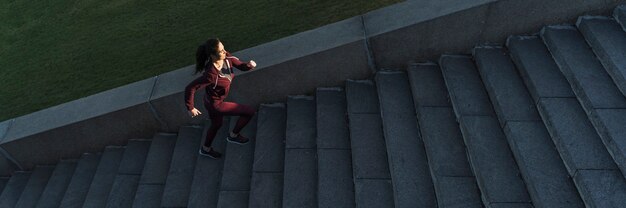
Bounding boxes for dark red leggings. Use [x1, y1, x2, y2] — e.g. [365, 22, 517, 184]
[203, 101, 256, 148]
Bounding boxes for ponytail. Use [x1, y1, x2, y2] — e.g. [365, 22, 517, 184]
[195, 44, 209, 74]
[195, 38, 221, 74]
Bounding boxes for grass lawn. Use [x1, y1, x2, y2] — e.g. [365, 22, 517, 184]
[0, 0, 402, 121]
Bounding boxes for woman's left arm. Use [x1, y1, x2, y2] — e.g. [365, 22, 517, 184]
[229, 56, 256, 71]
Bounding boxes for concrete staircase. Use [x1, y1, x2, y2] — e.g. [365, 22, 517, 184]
[1, 4, 626, 208]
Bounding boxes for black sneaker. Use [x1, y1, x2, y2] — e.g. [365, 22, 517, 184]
[226, 134, 250, 145]
[199, 147, 222, 159]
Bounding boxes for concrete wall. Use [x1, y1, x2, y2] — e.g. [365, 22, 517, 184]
[1, 0, 625, 174]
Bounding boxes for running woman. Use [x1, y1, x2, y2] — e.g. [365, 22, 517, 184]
[184, 38, 257, 158]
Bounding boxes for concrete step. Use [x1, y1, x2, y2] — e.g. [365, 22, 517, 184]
[438, 55, 495, 118]
[473, 47, 541, 126]
[541, 25, 626, 110]
[59, 153, 101, 208]
[353, 179, 394, 208]
[35, 160, 77, 208]
[105, 175, 139, 208]
[161, 126, 203, 207]
[375, 70, 435, 207]
[474, 47, 584, 207]
[536, 98, 626, 202]
[317, 149, 354, 208]
[407, 63, 451, 108]
[249, 104, 286, 208]
[542, 25, 626, 179]
[407, 64, 476, 178]
[83, 146, 125, 208]
[0, 178, 8, 199]
[286, 96, 317, 149]
[345, 80, 394, 208]
[577, 16, 626, 97]
[0, 171, 31, 207]
[105, 139, 151, 208]
[283, 96, 317, 208]
[216, 116, 257, 207]
[506, 36, 575, 104]
[316, 88, 350, 149]
[15, 166, 54, 208]
[132, 184, 163, 208]
[133, 133, 177, 208]
[315, 88, 354, 208]
[440, 55, 532, 206]
[249, 172, 283, 208]
[505, 121, 585, 207]
[217, 191, 249, 208]
[188, 118, 229, 208]
[615, 5, 626, 31]
[139, 133, 177, 185]
[507, 35, 626, 206]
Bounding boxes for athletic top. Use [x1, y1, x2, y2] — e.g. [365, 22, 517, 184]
[184, 53, 254, 110]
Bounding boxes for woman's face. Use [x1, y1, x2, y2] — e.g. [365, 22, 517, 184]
[213, 42, 226, 61]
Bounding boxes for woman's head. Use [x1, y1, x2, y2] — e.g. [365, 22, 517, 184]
[195, 38, 227, 73]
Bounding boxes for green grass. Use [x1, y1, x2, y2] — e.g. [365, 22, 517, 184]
[0, 0, 402, 121]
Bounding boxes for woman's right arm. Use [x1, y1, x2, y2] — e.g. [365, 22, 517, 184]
[184, 74, 212, 114]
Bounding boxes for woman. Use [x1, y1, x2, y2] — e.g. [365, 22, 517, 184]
[184, 38, 257, 158]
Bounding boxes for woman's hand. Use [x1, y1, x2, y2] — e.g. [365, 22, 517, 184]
[247, 60, 257, 69]
[189, 108, 202, 117]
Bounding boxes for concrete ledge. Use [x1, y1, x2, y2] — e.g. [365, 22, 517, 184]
[0, 78, 161, 170]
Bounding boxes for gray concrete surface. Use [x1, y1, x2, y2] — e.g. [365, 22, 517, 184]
[616, 5, 626, 31]
[407, 63, 451, 108]
[251, 104, 286, 173]
[593, 109, 626, 175]
[317, 149, 354, 208]
[367, 0, 626, 69]
[473, 47, 540, 126]
[59, 153, 101, 208]
[347, 114, 391, 179]
[286, 96, 316, 149]
[458, 116, 531, 204]
[506, 36, 575, 104]
[439, 55, 495, 117]
[504, 121, 584, 208]
[161, 126, 202, 207]
[139, 133, 177, 185]
[574, 169, 626, 207]
[537, 98, 617, 174]
[132, 184, 163, 208]
[14, 166, 54, 208]
[354, 179, 394, 208]
[316, 88, 350, 149]
[36, 160, 77, 208]
[248, 173, 283, 208]
[283, 149, 317, 208]
[188, 120, 228, 208]
[117, 140, 151, 175]
[105, 175, 139, 208]
[435, 176, 483, 208]
[541, 25, 626, 109]
[577, 17, 626, 96]
[219, 116, 257, 191]
[375, 71, 436, 207]
[345, 80, 380, 114]
[0, 171, 30, 207]
[416, 107, 474, 177]
[217, 191, 249, 208]
[1, 78, 160, 170]
[83, 146, 124, 208]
